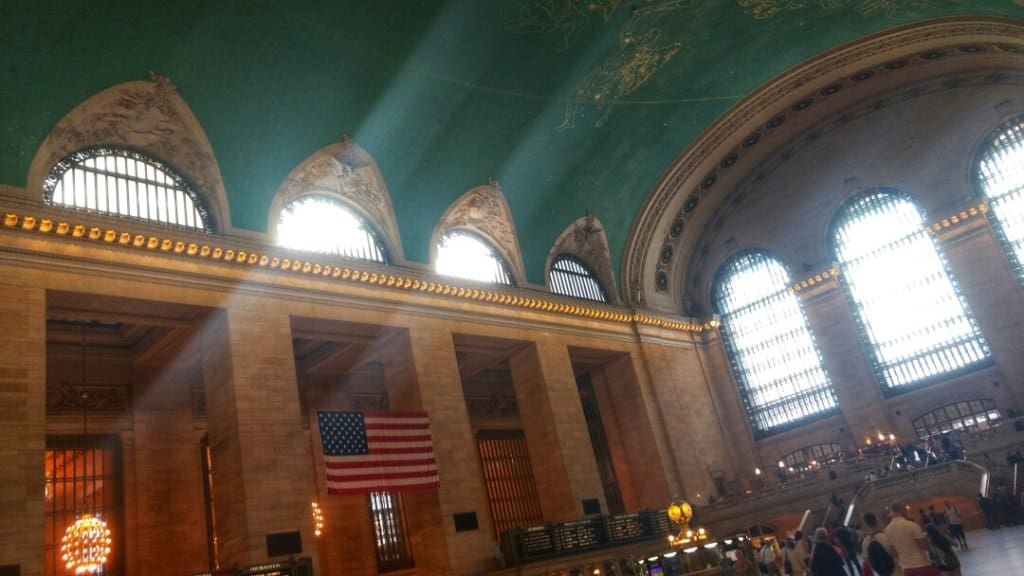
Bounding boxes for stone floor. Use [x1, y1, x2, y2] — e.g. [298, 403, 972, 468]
[957, 525, 1024, 576]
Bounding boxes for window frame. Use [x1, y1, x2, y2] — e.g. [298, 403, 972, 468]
[42, 146, 214, 232]
[549, 254, 609, 302]
[435, 228, 517, 287]
[973, 114, 1024, 281]
[275, 193, 390, 264]
[829, 188, 991, 396]
[712, 249, 839, 438]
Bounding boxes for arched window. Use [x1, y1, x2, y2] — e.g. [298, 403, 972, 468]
[912, 399, 1000, 440]
[276, 195, 389, 263]
[976, 115, 1024, 279]
[781, 443, 842, 471]
[713, 250, 837, 436]
[549, 255, 608, 302]
[435, 230, 515, 286]
[43, 147, 212, 231]
[831, 189, 989, 392]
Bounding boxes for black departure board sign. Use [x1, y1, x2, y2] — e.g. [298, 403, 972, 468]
[520, 526, 555, 557]
[552, 520, 602, 553]
[606, 513, 646, 544]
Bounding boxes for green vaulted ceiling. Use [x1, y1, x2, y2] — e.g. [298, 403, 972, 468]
[2, 1, 1022, 287]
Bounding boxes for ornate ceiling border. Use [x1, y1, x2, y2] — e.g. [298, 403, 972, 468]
[623, 16, 1024, 312]
[0, 207, 713, 334]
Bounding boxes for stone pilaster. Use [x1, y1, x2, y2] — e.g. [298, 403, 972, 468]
[798, 282, 889, 444]
[201, 307, 319, 568]
[405, 325, 496, 575]
[0, 286, 45, 576]
[509, 337, 605, 521]
[937, 223, 1024, 411]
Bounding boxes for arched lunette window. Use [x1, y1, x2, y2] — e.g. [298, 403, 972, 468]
[713, 250, 838, 437]
[549, 254, 608, 302]
[276, 194, 389, 263]
[976, 115, 1024, 280]
[43, 147, 212, 232]
[435, 229, 515, 286]
[830, 189, 990, 393]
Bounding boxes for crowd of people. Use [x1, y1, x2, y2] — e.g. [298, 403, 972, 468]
[719, 500, 975, 576]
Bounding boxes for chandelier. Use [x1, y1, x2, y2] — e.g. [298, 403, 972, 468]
[60, 326, 112, 574]
[61, 513, 112, 574]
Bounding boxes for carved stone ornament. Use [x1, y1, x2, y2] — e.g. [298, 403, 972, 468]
[269, 139, 403, 261]
[47, 384, 129, 414]
[435, 179, 526, 284]
[547, 213, 619, 303]
[465, 394, 520, 419]
[27, 72, 230, 230]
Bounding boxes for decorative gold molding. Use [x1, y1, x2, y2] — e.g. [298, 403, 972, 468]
[928, 201, 989, 240]
[790, 267, 840, 295]
[1, 209, 716, 333]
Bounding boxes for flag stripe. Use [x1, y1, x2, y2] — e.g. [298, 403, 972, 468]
[317, 410, 440, 495]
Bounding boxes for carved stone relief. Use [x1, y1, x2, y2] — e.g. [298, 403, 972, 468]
[547, 213, 619, 303]
[435, 179, 527, 285]
[270, 139, 404, 262]
[27, 72, 230, 231]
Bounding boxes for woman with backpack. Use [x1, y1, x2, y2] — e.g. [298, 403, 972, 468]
[861, 512, 896, 576]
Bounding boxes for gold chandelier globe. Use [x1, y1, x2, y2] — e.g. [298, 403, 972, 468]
[60, 513, 111, 575]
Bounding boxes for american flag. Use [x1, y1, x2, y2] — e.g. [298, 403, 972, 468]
[316, 411, 440, 495]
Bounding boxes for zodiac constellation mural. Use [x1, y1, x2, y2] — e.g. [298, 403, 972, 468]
[510, 0, 971, 129]
[559, 1, 690, 128]
[508, 0, 624, 52]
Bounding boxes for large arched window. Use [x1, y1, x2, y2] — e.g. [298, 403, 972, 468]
[831, 189, 989, 392]
[549, 255, 608, 302]
[43, 147, 212, 231]
[912, 399, 1000, 440]
[976, 115, 1024, 279]
[713, 250, 837, 436]
[276, 195, 389, 263]
[435, 230, 516, 286]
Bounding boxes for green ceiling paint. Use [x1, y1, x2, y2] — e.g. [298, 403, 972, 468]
[2, 0, 1020, 288]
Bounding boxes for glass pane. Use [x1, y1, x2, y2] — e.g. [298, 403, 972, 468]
[831, 190, 989, 390]
[277, 195, 388, 263]
[549, 255, 608, 302]
[713, 250, 837, 435]
[436, 230, 515, 286]
[44, 148, 210, 231]
[978, 116, 1024, 279]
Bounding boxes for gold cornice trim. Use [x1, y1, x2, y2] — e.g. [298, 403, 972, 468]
[1, 209, 717, 333]
[790, 201, 992, 298]
[928, 201, 989, 238]
[791, 267, 840, 295]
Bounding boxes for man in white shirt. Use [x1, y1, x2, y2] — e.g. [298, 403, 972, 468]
[884, 501, 939, 576]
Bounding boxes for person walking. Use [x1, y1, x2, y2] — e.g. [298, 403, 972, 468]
[943, 500, 967, 550]
[924, 524, 961, 576]
[809, 527, 846, 576]
[861, 512, 896, 576]
[885, 502, 939, 576]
